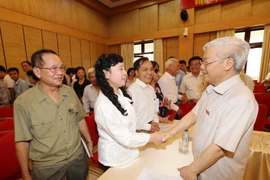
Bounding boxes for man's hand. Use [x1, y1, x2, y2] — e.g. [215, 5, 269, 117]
[150, 122, 160, 133]
[189, 98, 199, 104]
[178, 166, 197, 180]
[181, 94, 188, 104]
[162, 132, 173, 142]
[149, 131, 165, 144]
[177, 108, 183, 118]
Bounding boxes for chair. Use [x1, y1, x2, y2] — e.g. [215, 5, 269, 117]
[167, 110, 177, 121]
[0, 107, 14, 118]
[85, 114, 100, 167]
[179, 103, 196, 118]
[254, 93, 270, 118]
[253, 84, 266, 93]
[0, 131, 22, 180]
[253, 104, 267, 131]
[0, 119, 14, 137]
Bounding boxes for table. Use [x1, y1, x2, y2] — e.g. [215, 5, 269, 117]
[98, 122, 270, 180]
[98, 121, 193, 180]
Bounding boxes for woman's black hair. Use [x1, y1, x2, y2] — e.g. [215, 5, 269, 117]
[95, 53, 132, 116]
[127, 67, 135, 77]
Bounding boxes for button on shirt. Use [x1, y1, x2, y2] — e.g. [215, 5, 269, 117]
[14, 83, 86, 167]
[82, 84, 99, 112]
[158, 72, 182, 111]
[128, 79, 159, 131]
[180, 72, 207, 99]
[95, 90, 149, 167]
[192, 75, 258, 179]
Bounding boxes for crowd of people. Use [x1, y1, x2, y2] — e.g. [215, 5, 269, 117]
[0, 36, 264, 179]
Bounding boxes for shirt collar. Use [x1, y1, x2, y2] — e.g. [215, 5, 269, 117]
[34, 82, 68, 103]
[135, 78, 148, 88]
[165, 71, 175, 80]
[15, 78, 21, 85]
[206, 74, 241, 95]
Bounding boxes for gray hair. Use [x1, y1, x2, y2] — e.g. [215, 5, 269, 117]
[87, 67, 95, 78]
[165, 57, 178, 69]
[203, 36, 250, 73]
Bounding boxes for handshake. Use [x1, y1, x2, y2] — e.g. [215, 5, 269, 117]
[149, 131, 173, 144]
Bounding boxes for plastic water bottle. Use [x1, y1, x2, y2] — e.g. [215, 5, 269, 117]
[179, 129, 189, 154]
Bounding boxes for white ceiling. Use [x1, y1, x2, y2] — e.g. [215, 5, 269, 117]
[98, 0, 138, 8]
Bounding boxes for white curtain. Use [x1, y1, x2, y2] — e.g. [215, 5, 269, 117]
[154, 39, 163, 73]
[121, 43, 134, 70]
[259, 24, 270, 82]
[216, 29, 235, 37]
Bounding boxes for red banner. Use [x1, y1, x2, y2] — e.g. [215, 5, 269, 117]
[181, 0, 227, 10]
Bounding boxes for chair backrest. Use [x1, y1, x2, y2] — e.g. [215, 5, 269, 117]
[254, 93, 270, 117]
[85, 114, 99, 146]
[179, 103, 196, 117]
[0, 119, 14, 137]
[0, 107, 14, 118]
[0, 131, 21, 180]
[254, 104, 268, 131]
[253, 84, 266, 93]
[167, 110, 177, 121]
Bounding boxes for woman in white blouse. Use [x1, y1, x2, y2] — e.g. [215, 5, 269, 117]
[94, 54, 164, 172]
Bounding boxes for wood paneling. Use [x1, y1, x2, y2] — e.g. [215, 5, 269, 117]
[123, 10, 140, 37]
[42, 31, 58, 54]
[107, 45, 120, 54]
[0, 30, 5, 67]
[139, 5, 158, 34]
[252, 0, 270, 16]
[97, 44, 105, 58]
[70, 37, 81, 68]
[195, 4, 221, 25]
[57, 34, 72, 68]
[221, 0, 252, 21]
[0, 21, 26, 69]
[23, 26, 43, 61]
[163, 37, 179, 60]
[193, 33, 212, 58]
[0, 0, 108, 38]
[90, 41, 98, 67]
[81, 39, 90, 69]
[159, 0, 179, 31]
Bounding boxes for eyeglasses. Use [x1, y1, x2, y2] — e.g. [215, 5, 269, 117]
[201, 58, 225, 67]
[38, 66, 66, 73]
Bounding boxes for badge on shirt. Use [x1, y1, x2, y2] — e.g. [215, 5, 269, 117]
[206, 109, 209, 115]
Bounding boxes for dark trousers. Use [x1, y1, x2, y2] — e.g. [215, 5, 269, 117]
[32, 151, 88, 180]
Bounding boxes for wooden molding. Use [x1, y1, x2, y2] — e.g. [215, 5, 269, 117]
[75, 0, 110, 16]
[0, 7, 107, 44]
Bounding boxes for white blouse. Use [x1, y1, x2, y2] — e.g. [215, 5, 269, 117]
[94, 89, 150, 167]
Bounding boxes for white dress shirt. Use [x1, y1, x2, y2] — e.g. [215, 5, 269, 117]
[128, 78, 159, 131]
[192, 75, 258, 179]
[158, 72, 182, 111]
[179, 72, 207, 99]
[82, 84, 99, 112]
[95, 90, 150, 167]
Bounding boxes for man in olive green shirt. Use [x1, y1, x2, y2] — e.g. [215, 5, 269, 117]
[14, 49, 93, 180]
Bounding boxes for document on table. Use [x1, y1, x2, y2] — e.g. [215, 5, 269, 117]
[137, 169, 181, 180]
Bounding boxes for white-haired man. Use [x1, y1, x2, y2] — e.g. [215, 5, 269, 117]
[163, 37, 258, 180]
[158, 57, 183, 118]
[82, 67, 99, 114]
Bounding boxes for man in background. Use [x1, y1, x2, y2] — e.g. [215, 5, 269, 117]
[0, 65, 15, 104]
[8, 67, 29, 98]
[21, 61, 33, 85]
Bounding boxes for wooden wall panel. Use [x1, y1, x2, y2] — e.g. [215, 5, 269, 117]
[109, 14, 124, 38]
[81, 39, 91, 69]
[252, 0, 270, 16]
[122, 10, 140, 37]
[42, 30, 58, 54]
[194, 33, 211, 58]
[159, 0, 179, 31]
[107, 45, 120, 55]
[0, 0, 108, 38]
[97, 44, 105, 58]
[139, 5, 158, 34]
[57, 34, 71, 68]
[90, 41, 98, 67]
[70, 37, 81, 67]
[23, 26, 43, 61]
[0, 30, 5, 67]
[0, 21, 26, 69]
[221, 0, 252, 21]
[195, 4, 221, 25]
[164, 37, 179, 60]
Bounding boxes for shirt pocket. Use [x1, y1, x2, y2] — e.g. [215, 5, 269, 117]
[31, 117, 55, 139]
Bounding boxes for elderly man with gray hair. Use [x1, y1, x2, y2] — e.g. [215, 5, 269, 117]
[82, 67, 99, 114]
[158, 57, 183, 118]
[163, 37, 258, 180]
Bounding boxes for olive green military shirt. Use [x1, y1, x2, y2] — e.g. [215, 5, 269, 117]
[14, 82, 86, 168]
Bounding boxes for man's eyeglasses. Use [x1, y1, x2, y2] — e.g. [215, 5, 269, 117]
[38, 66, 66, 73]
[201, 58, 225, 67]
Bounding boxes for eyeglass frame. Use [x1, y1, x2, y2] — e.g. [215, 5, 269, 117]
[37, 66, 66, 73]
[200, 57, 229, 67]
